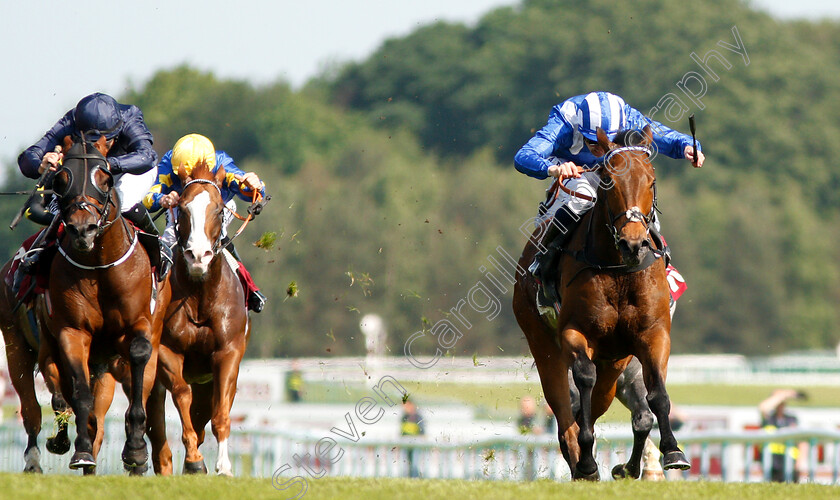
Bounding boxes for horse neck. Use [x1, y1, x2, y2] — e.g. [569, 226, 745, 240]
[588, 193, 623, 264]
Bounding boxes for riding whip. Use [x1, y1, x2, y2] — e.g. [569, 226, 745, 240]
[689, 114, 698, 167]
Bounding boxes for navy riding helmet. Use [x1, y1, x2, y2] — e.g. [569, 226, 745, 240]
[73, 93, 123, 140]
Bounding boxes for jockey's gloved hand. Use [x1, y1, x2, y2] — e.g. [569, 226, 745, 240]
[107, 158, 122, 175]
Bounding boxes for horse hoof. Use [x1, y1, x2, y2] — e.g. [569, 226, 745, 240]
[126, 462, 149, 476]
[122, 443, 148, 469]
[47, 433, 72, 455]
[663, 450, 691, 470]
[23, 463, 43, 474]
[611, 464, 635, 480]
[69, 452, 96, 470]
[184, 459, 208, 475]
[83, 465, 96, 476]
[573, 466, 600, 481]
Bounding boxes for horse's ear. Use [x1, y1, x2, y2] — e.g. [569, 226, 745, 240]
[589, 127, 611, 157]
[93, 136, 109, 156]
[641, 125, 653, 146]
[62, 136, 74, 153]
[596, 127, 612, 148]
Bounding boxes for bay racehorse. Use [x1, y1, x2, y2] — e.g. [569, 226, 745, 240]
[513, 125, 688, 480]
[41, 135, 170, 474]
[0, 262, 71, 472]
[146, 159, 251, 476]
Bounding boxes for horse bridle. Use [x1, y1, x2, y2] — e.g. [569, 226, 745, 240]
[55, 142, 119, 235]
[558, 145, 657, 249]
[175, 178, 225, 254]
[601, 146, 656, 247]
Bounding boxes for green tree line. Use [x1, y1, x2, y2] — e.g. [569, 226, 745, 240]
[1, 0, 839, 357]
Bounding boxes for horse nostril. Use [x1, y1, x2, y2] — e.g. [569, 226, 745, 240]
[203, 250, 213, 262]
[86, 224, 98, 235]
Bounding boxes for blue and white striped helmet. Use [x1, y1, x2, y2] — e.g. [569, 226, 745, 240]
[577, 92, 627, 141]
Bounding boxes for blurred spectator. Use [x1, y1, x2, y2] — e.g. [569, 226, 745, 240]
[544, 402, 556, 436]
[669, 404, 689, 432]
[759, 388, 808, 482]
[517, 396, 543, 435]
[285, 360, 303, 403]
[517, 396, 542, 481]
[401, 399, 425, 478]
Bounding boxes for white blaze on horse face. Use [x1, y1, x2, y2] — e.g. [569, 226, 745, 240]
[184, 191, 214, 276]
[216, 438, 233, 476]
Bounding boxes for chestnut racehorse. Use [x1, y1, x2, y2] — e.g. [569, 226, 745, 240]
[147, 160, 251, 476]
[41, 136, 170, 474]
[513, 125, 688, 480]
[0, 264, 71, 472]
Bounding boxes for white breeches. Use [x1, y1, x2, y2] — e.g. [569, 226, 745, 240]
[115, 168, 157, 212]
[536, 171, 660, 232]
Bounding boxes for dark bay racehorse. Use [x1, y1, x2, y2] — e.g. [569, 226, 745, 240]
[514, 126, 688, 480]
[147, 160, 251, 476]
[42, 136, 170, 474]
[0, 267, 71, 472]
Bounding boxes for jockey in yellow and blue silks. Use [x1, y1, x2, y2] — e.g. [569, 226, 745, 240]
[143, 134, 268, 312]
[515, 91, 705, 286]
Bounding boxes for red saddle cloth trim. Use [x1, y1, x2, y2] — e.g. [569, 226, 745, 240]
[5, 226, 65, 304]
[666, 264, 687, 302]
[236, 262, 259, 304]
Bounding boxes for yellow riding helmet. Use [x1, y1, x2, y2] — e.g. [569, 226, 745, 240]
[171, 134, 216, 176]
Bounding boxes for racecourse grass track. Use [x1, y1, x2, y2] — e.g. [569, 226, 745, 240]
[2, 475, 840, 500]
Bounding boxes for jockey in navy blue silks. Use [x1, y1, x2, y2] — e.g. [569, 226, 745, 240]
[19, 93, 157, 181]
[13, 93, 171, 289]
[515, 92, 704, 303]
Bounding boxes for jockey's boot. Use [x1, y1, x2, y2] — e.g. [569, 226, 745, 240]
[530, 206, 580, 283]
[12, 250, 41, 295]
[12, 214, 59, 295]
[123, 203, 172, 281]
[221, 237, 267, 313]
[248, 290, 267, 313]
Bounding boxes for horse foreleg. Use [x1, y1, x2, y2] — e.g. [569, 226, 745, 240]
[636, 333, 689, 471]
[57, 329, 95, 471]
[122, 334, 155, 474]
[514, 287, 578, 478]
[211, 349, 244, 476]
[612, 358, 654, 479]
[158, 346, 205, 474]
[561, 326, 599, 480]
[146, 381, 173, 475]
[5, 337, 42, 473]
[79, 369, 117, 476]
[41, 354, 72, 456]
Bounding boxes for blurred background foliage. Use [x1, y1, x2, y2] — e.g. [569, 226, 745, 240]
[2, 0, 840, 357]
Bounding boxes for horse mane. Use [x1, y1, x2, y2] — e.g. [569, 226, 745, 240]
[178, 157, 218, 186]
[613, 129, 646, 147]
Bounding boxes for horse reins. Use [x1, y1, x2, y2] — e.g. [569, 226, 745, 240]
[56, 141, 139, 270]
